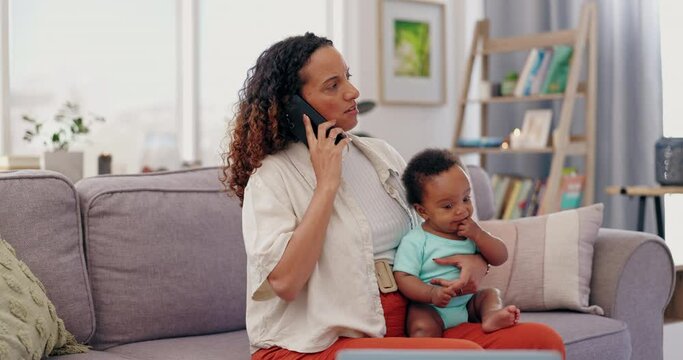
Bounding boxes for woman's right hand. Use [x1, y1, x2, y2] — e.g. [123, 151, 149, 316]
[429, 253, 488, 296]
[303, 114, 352, 192]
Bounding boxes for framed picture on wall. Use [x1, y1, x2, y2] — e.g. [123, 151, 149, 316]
[379, 0, 445, 105]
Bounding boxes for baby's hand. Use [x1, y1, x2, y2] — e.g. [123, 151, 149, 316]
[430, 286, 453, 307]
[456, 217, 482, 240]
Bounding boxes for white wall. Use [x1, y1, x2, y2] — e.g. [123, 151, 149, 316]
[342, 0, 482, 161]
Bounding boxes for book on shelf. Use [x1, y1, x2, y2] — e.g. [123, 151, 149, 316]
[524, 179, 545, 217]
[559, 170, 585, 210]
[491, 174, 548, 219]
[513, 48, 540, 97]
[522, 48, 547, 96]
[0, 155, 40, 170]
[510, 178, 535, 219]
[501, 179, 523, 219]
[492, 174, 512, 218]
[541, 45, 573, 94]
[530, 48, 553, 95]
[457, 137, 505, 148]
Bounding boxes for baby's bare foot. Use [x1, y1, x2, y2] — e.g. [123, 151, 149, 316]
[481, 305, 520, 333]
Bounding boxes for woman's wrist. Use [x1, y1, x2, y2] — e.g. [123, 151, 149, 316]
[314, 182, 339, 196]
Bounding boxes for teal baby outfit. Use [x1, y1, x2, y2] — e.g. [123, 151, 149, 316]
[393, 226, 477, 328]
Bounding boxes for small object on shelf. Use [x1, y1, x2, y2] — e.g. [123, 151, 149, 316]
[44, 151, 83, 183]
[501, 71, 518, 96]
[509, 128, 524, 149]
[559, 168, 585, 210]
[480, 81, 491, 100]
[98, 153, 112, 175]
[181, 160, 202, 169]
[491, 82, 502, 97]
[457, 137, 505, 148]
[655, 137, 683, 185]
[519, 109, 553, 149]
[0, 155, 40, 170]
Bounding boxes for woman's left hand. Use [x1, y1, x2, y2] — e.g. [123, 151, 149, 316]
[429, 253, 488, 296]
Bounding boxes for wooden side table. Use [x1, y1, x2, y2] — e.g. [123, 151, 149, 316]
[604, 185, 683, 239]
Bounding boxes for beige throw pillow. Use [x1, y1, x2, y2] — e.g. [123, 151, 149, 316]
[479, 204, 604, 315]
[0, 238, 88, 359]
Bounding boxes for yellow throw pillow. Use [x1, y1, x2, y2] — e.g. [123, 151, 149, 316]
[0, 238, 88, 359]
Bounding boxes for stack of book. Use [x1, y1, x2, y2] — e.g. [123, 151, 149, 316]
[490, 168, 584, 219]
[513, 45, 573, 97]
[0, 155, 41, 170]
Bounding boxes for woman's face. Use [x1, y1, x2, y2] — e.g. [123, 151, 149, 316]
[299, 46, 360, 132]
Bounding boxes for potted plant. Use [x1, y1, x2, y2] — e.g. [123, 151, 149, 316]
[23, 102, 105, 182]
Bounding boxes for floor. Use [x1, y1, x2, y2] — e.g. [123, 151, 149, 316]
[664, 320, 683, 359]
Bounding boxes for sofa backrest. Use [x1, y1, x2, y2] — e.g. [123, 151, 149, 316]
[76, 167, 246, 349]
[0, 170, 95, 343]
[467, 165, 495, 221]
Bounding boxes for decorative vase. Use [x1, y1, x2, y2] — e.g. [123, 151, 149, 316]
[655, 137, 683, 185]
[43, 151, 84, 183]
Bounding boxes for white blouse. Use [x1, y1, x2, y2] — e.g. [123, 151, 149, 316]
[242, 135, 419, 354]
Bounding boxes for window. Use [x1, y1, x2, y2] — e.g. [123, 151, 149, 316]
[660, 0, 683, 264]
[10, 0, 176, 175]
[198, 0, 329, 166]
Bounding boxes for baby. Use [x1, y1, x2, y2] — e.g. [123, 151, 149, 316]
[393, 148, 520, 337]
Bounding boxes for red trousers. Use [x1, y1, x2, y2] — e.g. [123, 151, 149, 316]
[252, 292, 566, 360]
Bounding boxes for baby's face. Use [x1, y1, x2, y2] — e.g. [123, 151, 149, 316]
[418, 166, 473, 239]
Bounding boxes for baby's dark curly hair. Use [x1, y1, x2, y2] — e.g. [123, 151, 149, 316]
[402, 148, 465, 205]
[221, 33, 333, 205]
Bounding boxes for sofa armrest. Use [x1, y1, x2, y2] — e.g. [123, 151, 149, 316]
[590, 228, 675, 360]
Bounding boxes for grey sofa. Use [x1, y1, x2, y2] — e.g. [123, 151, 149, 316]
[0, 165, 674, 360]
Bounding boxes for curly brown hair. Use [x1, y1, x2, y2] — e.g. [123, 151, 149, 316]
[221, 33, 333, 205]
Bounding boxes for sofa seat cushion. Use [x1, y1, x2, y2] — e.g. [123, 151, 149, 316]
[51, 350, 136, 359]
[105, 331, 250, 360]
[523, 312, 631, 360]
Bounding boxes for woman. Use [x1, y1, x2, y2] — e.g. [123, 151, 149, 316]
[223, 32, 565, 360]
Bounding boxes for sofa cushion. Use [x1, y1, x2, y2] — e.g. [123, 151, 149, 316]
[522, 312, 631, 360]
[105, 331, 250, 360]
[76, 168, 246, 349]
[0, 238, 87, 358]
[51, 350, 136, 359]
[0, 170, 95, 343]
[480, 204, 604, 314]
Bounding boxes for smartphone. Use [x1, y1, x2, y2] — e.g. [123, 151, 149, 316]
[287, 94, 345, 146]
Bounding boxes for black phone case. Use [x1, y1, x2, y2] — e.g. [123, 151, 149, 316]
[287, 95, 344, 146]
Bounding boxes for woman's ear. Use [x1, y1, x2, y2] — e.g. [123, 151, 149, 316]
[414, 203, 429, 220]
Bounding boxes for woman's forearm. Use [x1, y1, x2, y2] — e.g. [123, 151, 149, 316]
[267, 184, 337, 301]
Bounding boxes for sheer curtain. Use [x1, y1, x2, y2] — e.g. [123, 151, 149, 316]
[483, 0, 662, 231]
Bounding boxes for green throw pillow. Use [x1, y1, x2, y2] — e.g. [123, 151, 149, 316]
[0, 238, 88, 359]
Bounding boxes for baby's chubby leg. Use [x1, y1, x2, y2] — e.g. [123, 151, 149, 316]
[468, 288, 520, 333]
[406, 303, 445, 337]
